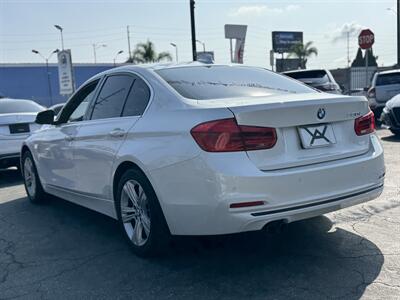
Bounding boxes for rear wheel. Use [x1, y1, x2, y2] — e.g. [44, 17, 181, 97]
[116, 169, 170, 257]
[22, 151, 49, 203]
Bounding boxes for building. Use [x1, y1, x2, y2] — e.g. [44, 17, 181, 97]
[0, 63, 116, 107]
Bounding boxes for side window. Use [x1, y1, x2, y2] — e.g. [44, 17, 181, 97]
[58, 79, 99, 124]
[122, 78, 151, 117]
[91, 75, 134, 120]
[69, 89, 95, 122]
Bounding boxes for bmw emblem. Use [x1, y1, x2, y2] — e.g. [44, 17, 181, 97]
[317, 108, 326, 120]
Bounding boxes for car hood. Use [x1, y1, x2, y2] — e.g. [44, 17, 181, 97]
[386, 94, 400, 109]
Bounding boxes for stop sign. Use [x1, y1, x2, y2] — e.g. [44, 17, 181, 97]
[358, 29, 375, 49]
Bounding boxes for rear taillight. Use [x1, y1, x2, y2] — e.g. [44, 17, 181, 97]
[191, 118, 277, 152]
[367, 87, 376, 99]
[354, 111, 375, 136]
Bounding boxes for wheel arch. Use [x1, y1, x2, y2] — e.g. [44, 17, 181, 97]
[112, 160, 171, 233]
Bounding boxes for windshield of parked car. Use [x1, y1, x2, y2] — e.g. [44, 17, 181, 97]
[0, 100, 44, 114]
[156, 66, 314, 100]
[376, 73, 400, 86]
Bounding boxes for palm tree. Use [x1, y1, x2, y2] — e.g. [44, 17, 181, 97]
[127, 40, 172, 63]
[288, 41, 318, 69]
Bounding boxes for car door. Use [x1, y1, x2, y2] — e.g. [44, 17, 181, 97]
[72, 73, 151, 200]
[35, 80, 100, 190]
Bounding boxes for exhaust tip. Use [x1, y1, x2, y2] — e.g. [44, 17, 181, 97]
[262, 220, 287, 234]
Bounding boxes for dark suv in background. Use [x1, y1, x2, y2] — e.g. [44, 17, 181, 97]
[283, 69, 342, 94]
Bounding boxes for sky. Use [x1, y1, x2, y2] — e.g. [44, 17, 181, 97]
[0, 0, 397, 69]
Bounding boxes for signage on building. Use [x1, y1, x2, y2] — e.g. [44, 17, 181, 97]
[225, 24, 247, 64]
[272, 31, 303, 53]
[57, 50, 75, 95]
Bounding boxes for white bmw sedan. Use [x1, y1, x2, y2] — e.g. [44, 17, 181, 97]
[21, 64, 385, 256]
[0, 98, 44, 169]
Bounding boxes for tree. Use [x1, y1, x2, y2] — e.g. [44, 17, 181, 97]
[287, 41, 318, 69]
[126, 40, 172, 63]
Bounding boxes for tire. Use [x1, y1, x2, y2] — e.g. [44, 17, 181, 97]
[390, 128, 400, 136]
[115, 168, 170, 257]
[21, 151, 49, 203]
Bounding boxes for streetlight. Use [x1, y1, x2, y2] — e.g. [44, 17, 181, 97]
[92, 43, 107, 63]
[113, 50, 124, 66]
[170, 43, 179, 63]
[196, 39, 206, 52]
[54, 25, 64, 50]
[32, 49, 59, 106]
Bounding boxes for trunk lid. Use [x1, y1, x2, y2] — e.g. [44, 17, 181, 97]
[0, 113, 41, 137]
[196, 93, 371, 171]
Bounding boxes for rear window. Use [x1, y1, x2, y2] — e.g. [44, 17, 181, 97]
[376, 73, 400, 86]
[285, 70, 328, 80]
[0, 100, 44, 114]
[156, 66, 314, 100]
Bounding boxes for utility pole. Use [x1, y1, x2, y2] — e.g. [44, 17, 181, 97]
[398, 0, 400, 66]
[127, 25, 132, 61]
[190, 0, 197, 61]
[347, 31, 350, 68]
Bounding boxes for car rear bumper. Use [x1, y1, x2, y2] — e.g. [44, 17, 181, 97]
[149, 134, 385, 235]
[0, 153, 20, 169]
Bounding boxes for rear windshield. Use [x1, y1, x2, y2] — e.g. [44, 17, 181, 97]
[376, 73, 400, 86]
[156, 66, 314, 100]
[0, 100, 44, 114]
[285, 70, 328, 80]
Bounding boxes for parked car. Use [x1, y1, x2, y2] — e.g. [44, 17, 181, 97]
[49, 103, 65, 116]
[0, 98, 44, 169]
[380, 94, 400, 136]
[21, 64, 384, 256]
[367, 69, 400, 117]
[282, 69, 342, 94]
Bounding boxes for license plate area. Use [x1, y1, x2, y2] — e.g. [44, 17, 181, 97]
[9, 123, 30, 134]
[297, 124, 336, 149]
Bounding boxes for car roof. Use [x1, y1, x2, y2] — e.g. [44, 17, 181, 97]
[377, 69, 400, 75]
[0, 98, 40, 104]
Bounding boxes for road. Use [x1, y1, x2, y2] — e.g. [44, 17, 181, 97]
[0, 129, 399, 299]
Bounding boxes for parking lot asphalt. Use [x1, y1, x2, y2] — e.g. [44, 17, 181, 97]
[0, 129, 399, 300]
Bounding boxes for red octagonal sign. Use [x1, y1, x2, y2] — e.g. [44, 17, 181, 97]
[358, 29, 375, 49]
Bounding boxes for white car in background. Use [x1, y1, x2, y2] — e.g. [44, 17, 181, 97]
[283, 69, 342, 94]
[21, 64, 384, 256]
[0, 98, 44, 169]
[380, 94, 400, 136]
[367, 69, 400, 116]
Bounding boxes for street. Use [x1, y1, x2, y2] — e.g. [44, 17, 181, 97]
[0, 129, 399, 300]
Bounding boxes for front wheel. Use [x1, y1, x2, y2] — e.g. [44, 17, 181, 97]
[116, 169, 170, 257]
[22, 151, 49, 203]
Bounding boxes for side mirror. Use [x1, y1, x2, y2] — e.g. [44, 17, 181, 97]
[35, 110, 55, 125]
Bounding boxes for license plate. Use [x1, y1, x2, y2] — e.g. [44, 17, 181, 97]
[297, 124, 336, 149]
[9, 123, 30, 134]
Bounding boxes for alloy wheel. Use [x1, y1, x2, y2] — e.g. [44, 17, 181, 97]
[120, 180, 151, 246]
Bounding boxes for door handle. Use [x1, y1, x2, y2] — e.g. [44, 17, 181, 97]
[109, 128, 126, 138]
[64, 135, 74, 142]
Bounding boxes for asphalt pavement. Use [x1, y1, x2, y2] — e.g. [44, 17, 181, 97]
[0, 129, 399, 300]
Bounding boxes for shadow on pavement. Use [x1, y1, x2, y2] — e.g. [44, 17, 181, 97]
[381, 133, 400, 142]
[0, 168, 23, 188]
[0, 196, 384, 299]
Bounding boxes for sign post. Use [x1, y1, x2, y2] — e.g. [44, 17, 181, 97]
[358, 29, 375, 87]
[224, 24, 247, 64]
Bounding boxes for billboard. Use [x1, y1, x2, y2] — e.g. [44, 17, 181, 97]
[272, 31, 303, 53]
[197, 51, 215, 64]
[57, 50, 75, 95]
[224, 24, 247, 64]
